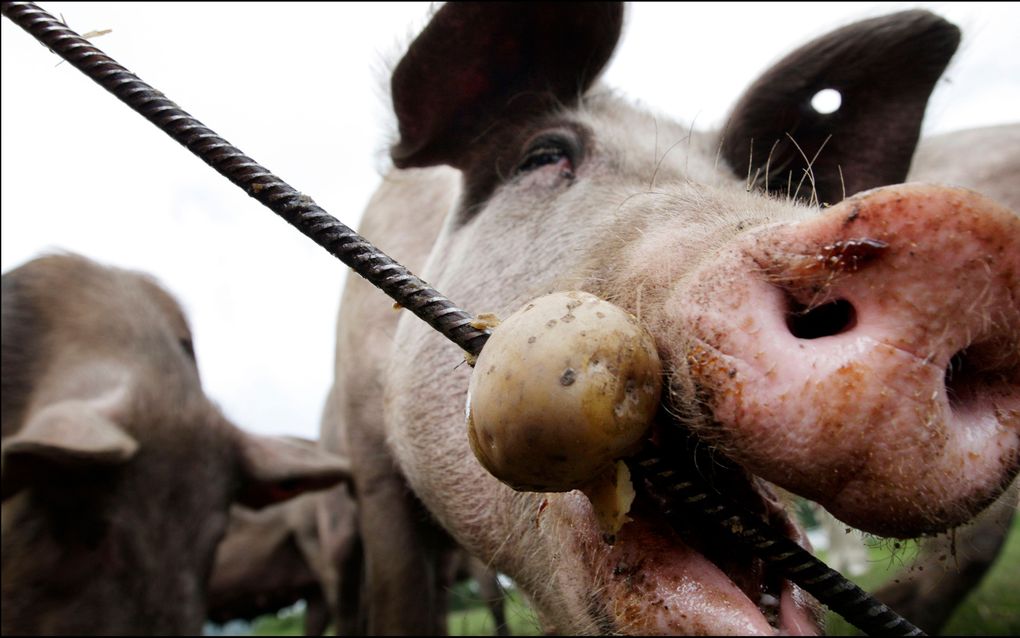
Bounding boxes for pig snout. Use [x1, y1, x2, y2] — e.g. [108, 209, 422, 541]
[669, 184, 1019, 537]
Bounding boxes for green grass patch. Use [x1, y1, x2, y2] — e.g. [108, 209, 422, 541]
[447, 587, 542, 636]
[250, 605, 304, 635]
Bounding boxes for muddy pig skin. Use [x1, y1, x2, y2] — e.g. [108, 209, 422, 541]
[1, 253, 351, 635]
[326, 4, 1019, 635]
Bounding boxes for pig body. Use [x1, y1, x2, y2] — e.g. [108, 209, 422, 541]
[1, 253, 351, 635]
[328, 4, 1018, 635]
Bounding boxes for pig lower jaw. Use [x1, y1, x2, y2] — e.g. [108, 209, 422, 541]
[587, 486, 822, 636]
[571, 438, 822, 636]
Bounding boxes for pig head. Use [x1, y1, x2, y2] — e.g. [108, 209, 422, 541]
[334, 3, 1019, 635]
[207, 490, 327, 631]
[208, 474, 362, 636]
[1, 253, 351, 635]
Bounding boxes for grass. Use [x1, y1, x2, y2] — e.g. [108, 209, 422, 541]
[250, 603, 305, 636]
[237, 518, 1018, 636]
[447, 588, 542, 636]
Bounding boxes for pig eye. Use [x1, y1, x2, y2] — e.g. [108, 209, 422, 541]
[179, 337, 195, 360]
[518, 145, 570, 173]
[516, 132, 578, 177]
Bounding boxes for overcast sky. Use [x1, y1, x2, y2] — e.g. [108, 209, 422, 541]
[3, 2, 1018, 441]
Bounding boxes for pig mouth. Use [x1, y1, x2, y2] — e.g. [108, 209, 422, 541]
[584, 419, 824, 635]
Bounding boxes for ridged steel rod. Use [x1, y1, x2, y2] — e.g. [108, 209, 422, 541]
[1, 3, 923, 635]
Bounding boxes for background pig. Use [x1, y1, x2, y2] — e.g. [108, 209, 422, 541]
[208, 483, 510, 636]
[328, 3, 1018, 635]
[1, 253, 351, 635]
[207, 493, 330, 634]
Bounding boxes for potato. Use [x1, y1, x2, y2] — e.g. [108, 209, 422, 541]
[580, 460, 637, 540]
[466, 291, 662, 493]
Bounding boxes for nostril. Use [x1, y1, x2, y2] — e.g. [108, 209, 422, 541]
[943, 343, 1014, 411]
[945, 350, 972, 410]
[785, 298, 856, 340]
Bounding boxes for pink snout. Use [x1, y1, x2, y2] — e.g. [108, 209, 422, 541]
[675, 184, 1019, 537]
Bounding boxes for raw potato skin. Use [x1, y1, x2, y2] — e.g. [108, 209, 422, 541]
[466, 291, 662, 492]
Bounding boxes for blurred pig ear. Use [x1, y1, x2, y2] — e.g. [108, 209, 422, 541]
[390, 2, 624, 169]
[235, 434, 352, 509]
[720, 10, 960, 205]
[1, 401, 139, 499]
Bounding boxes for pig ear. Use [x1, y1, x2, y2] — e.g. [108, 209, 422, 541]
[235, 434, 352, 509]
[1, 401, 139, 499]
[720, 10, 960, 205]
[391, 1, 624, 169]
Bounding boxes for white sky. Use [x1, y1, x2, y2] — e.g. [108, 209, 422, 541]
[3, 2, 1018, 440]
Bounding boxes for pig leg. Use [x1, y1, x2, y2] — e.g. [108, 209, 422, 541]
[315, 483, 364, 635]
[346, 387, 439, 633]
[303, 589, 329, 637]
[355, 463, 452, 634]
[334, 529, 364, 636]
[469, 558, 509, 637]
[290, 502, 332, 636]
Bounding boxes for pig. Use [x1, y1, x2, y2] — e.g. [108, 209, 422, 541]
[313, 484, 365, 636]
[1, 252, 351, 635]
[209, 482, 510, 636]
[208, 480, 364, 636]
[327, 3, 1019, 635]
[204, 436, 357, 635]
[207, 493, 328, 633]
